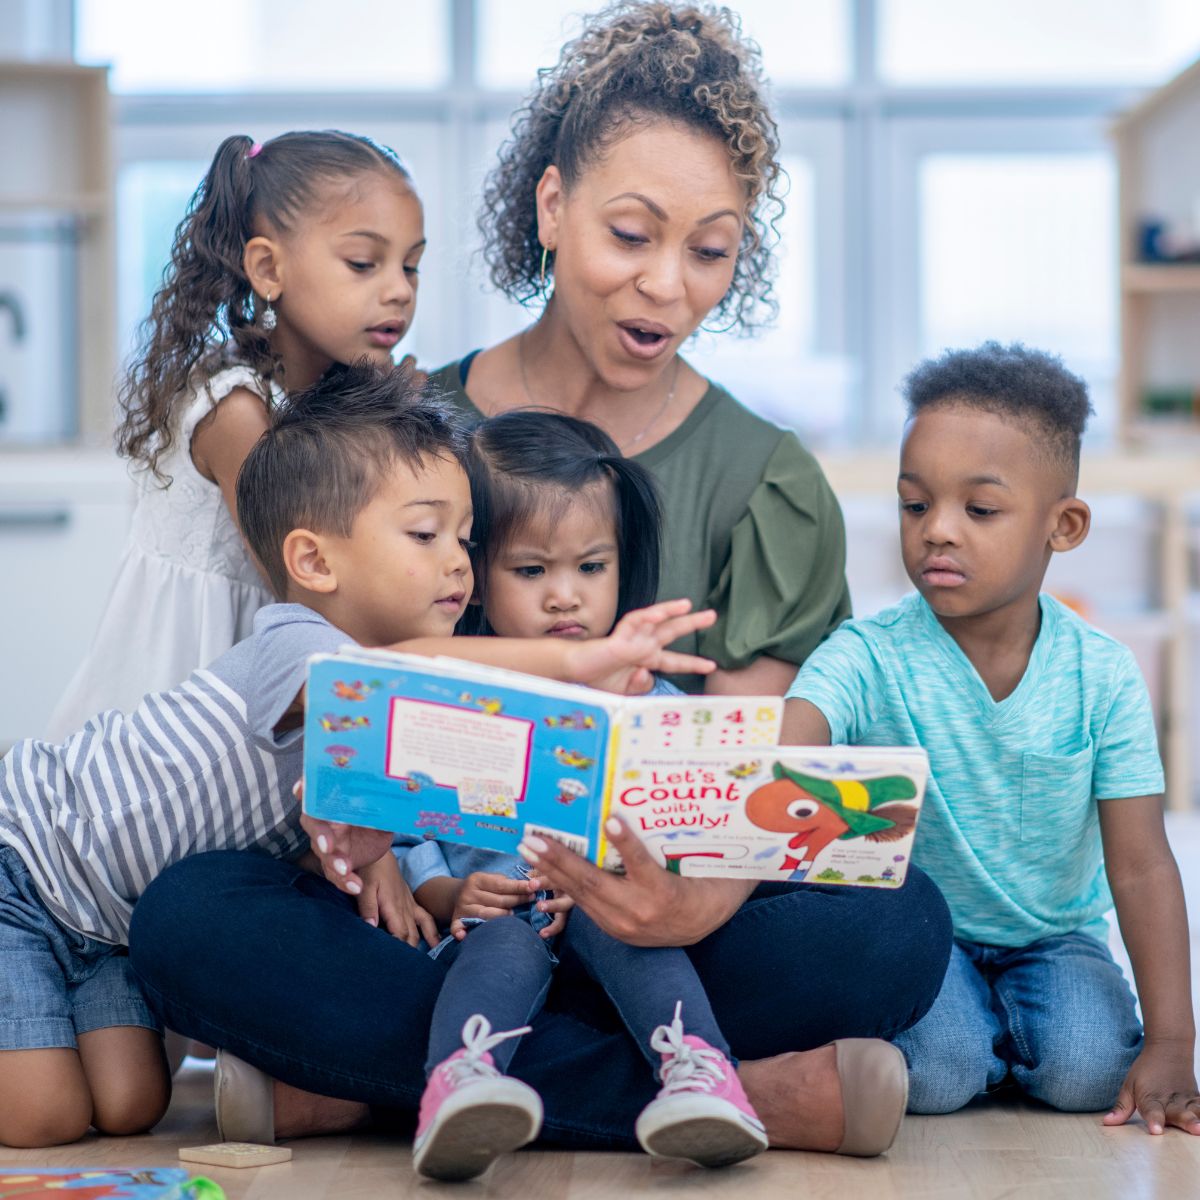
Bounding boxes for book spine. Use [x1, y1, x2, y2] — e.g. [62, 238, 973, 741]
[594, 717, 624, 868]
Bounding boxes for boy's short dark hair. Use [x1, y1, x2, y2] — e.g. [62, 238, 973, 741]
[460, 409, 662, 635]
[237, 363, 469, 598]
[902, 341, 1094, 485]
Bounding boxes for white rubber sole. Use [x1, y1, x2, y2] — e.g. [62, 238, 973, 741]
[636, 1094, 768, 1168]
[414, 1081, 543, 1181]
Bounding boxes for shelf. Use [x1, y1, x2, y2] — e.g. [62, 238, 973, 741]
[1122, 264, 1200, 293]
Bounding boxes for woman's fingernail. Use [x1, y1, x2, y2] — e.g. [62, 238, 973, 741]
[525, 835, 548, 853]
[346, 880, 362, 895]
[334, 858, 349, 876]
[365, 916, 377, 926]
[292, 780, 302, 797]
[605, 817, 622, 836]
[517, 842, 539, 863]
[316, 835, 329, 854]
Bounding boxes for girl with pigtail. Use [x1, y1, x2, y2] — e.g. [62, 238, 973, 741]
[49, 130, 425, 738]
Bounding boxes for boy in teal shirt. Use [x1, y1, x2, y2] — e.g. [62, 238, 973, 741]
[783, 342, 1200, 1135]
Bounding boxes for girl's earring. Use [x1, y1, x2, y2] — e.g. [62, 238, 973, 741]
[539, 246, 552, 291]
[260, 291, 277, 333]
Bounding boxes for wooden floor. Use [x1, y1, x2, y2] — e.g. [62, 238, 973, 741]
[5, 815, 1200, 1199]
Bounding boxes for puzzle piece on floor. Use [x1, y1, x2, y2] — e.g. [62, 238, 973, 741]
[178, 1142, 293, 1169]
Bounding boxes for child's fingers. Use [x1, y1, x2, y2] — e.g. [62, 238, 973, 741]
[1137, 1093, 1167, 1135]
[357, 885, 380, 929]
[537, 894, 575, 913]
[462, 889, 523, 912]
[467, 873, 533, 896]
[1165, 1095, 1200, 1135]
[1103, 1086, 1135, 1126]
[655, 650, 717, 676]
[650, 608, 717, 645]
[461, 905, 517, 921]
[413, 904, 441, 948]
[542, 909, 570, 937]
[450, 917, 466, 940]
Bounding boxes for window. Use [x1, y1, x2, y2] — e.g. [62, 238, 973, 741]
[74, 0, 1199, 446]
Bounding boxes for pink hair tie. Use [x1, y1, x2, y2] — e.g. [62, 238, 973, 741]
[247, 142, 263, 159]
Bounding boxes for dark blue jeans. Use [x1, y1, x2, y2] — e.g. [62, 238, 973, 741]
[129, 850, 952, 1149]
[427, 917, 555, 1074]
[563, 907, 730, 1067]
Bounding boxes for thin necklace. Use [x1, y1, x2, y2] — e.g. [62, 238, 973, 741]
[517, 329, 680, 454]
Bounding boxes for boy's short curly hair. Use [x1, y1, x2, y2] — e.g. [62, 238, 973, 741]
[903, 341, 1094, 484]
[237, 363, 468, 598]
[479, 1, 784, 334]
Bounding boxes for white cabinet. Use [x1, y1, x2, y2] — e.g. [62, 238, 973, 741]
[0, 451, 132, 747]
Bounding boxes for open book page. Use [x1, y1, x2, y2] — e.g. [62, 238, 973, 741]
[302, 652, 617, 859]
[606, 745, 929, 884]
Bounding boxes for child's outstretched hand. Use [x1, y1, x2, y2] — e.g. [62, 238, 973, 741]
[357, 853, 440, 948]
[533, 888, 575, 938]
[297, 780, 394, 898]
[449, 871, 536, 940]
[1104, 1045, 1200, 1135]
[566, 599, 717, 694]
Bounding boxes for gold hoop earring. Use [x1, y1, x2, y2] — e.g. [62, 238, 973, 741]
[539, 245, 552, 290]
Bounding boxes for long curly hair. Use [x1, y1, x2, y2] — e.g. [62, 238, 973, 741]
[479, 2, 784, 334]
[116, 130, 410, 481]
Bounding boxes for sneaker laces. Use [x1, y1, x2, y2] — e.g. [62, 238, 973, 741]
[440, 1014, 531, 1087]
[649, 1001, 727, 1095]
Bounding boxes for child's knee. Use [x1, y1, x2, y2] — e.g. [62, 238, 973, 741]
[902, 1036, 995, 1114]
[1015, 1029, 1139, 1112]
[78, 1025, 172, 1136]
[0, 1050, 93, 1147]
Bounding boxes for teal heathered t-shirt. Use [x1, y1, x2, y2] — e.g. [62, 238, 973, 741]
[786, 592, 1165, 947]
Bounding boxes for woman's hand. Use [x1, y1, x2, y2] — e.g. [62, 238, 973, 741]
[565, 599, 717, 694]
[1104, 1044, 1200, 1136]
[356, 854, 440, 947]
[520, 817, 755, 946]
[298, 780, 394, 898]
[449, 871, 536, 940]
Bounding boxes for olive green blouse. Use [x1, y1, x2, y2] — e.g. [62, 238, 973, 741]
[431, 358, 852, 692]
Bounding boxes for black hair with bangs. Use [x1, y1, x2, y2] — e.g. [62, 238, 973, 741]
[460, 409, 662, 635]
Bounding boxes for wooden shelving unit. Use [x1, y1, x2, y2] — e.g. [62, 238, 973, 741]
[1113, 56, 1200, 448]
[0, 62, 114, 443]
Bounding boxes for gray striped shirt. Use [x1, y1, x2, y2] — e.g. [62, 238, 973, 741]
[0, 604, 347, 944]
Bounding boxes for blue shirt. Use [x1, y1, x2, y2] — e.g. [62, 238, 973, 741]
[787, 593, 1164, 946]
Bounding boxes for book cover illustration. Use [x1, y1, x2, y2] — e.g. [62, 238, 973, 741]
[606, 748, 928, 885]
[302, 652, 781, 865]
[0, 1171, 223, 1199]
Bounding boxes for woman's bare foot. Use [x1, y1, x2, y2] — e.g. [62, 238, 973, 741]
[272, 1080, 372, 1138]
[738, 1045, 844, 1151]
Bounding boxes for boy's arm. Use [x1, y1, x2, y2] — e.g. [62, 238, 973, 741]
[780, 698, 833, 745]
[391, 599, 716, 693]
[1099, 794, 1200, 1135]
[414, 876, 464, 927]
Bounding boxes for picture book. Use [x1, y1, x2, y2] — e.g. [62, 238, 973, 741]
[302, 650, 929, 885]
[0, 1170, 223, 1199]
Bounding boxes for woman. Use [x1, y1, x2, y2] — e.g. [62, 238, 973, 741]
[431, 1, 849, 696]
[129, 1, 951, 1160]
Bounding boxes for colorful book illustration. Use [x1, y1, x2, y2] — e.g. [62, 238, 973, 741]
[302, 651, 928, 884]
[0, 1170, 223, 1199]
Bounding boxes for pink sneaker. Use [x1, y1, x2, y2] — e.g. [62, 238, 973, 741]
[635, 1002, 768, 1167]
[413, 1015, 543, 1181]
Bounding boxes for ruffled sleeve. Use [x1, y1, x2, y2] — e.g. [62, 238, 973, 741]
[699, 433, 851, 670]
[177, 364, 276, 448]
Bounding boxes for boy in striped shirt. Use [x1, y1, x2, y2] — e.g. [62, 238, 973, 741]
[0, 364, 712, 1148]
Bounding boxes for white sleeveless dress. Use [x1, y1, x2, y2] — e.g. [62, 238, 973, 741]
[46, 365, 280, 740]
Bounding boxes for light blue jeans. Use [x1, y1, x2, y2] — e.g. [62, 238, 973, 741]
[893, 932, 1142, 1113]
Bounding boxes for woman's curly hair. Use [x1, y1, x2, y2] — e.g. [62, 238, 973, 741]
[479, 2, 784, 334]
[116, 130, 409, 481]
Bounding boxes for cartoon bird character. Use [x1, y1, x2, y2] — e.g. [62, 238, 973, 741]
[333, 680, 367, 702]
[545, 711, 596, 730]
[325, 744, 356, 769]
[744, 763, 918, 881]
[553, 746, 595, 770]
[476, 696, 504, 716]
[727, 760, 762, 779]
